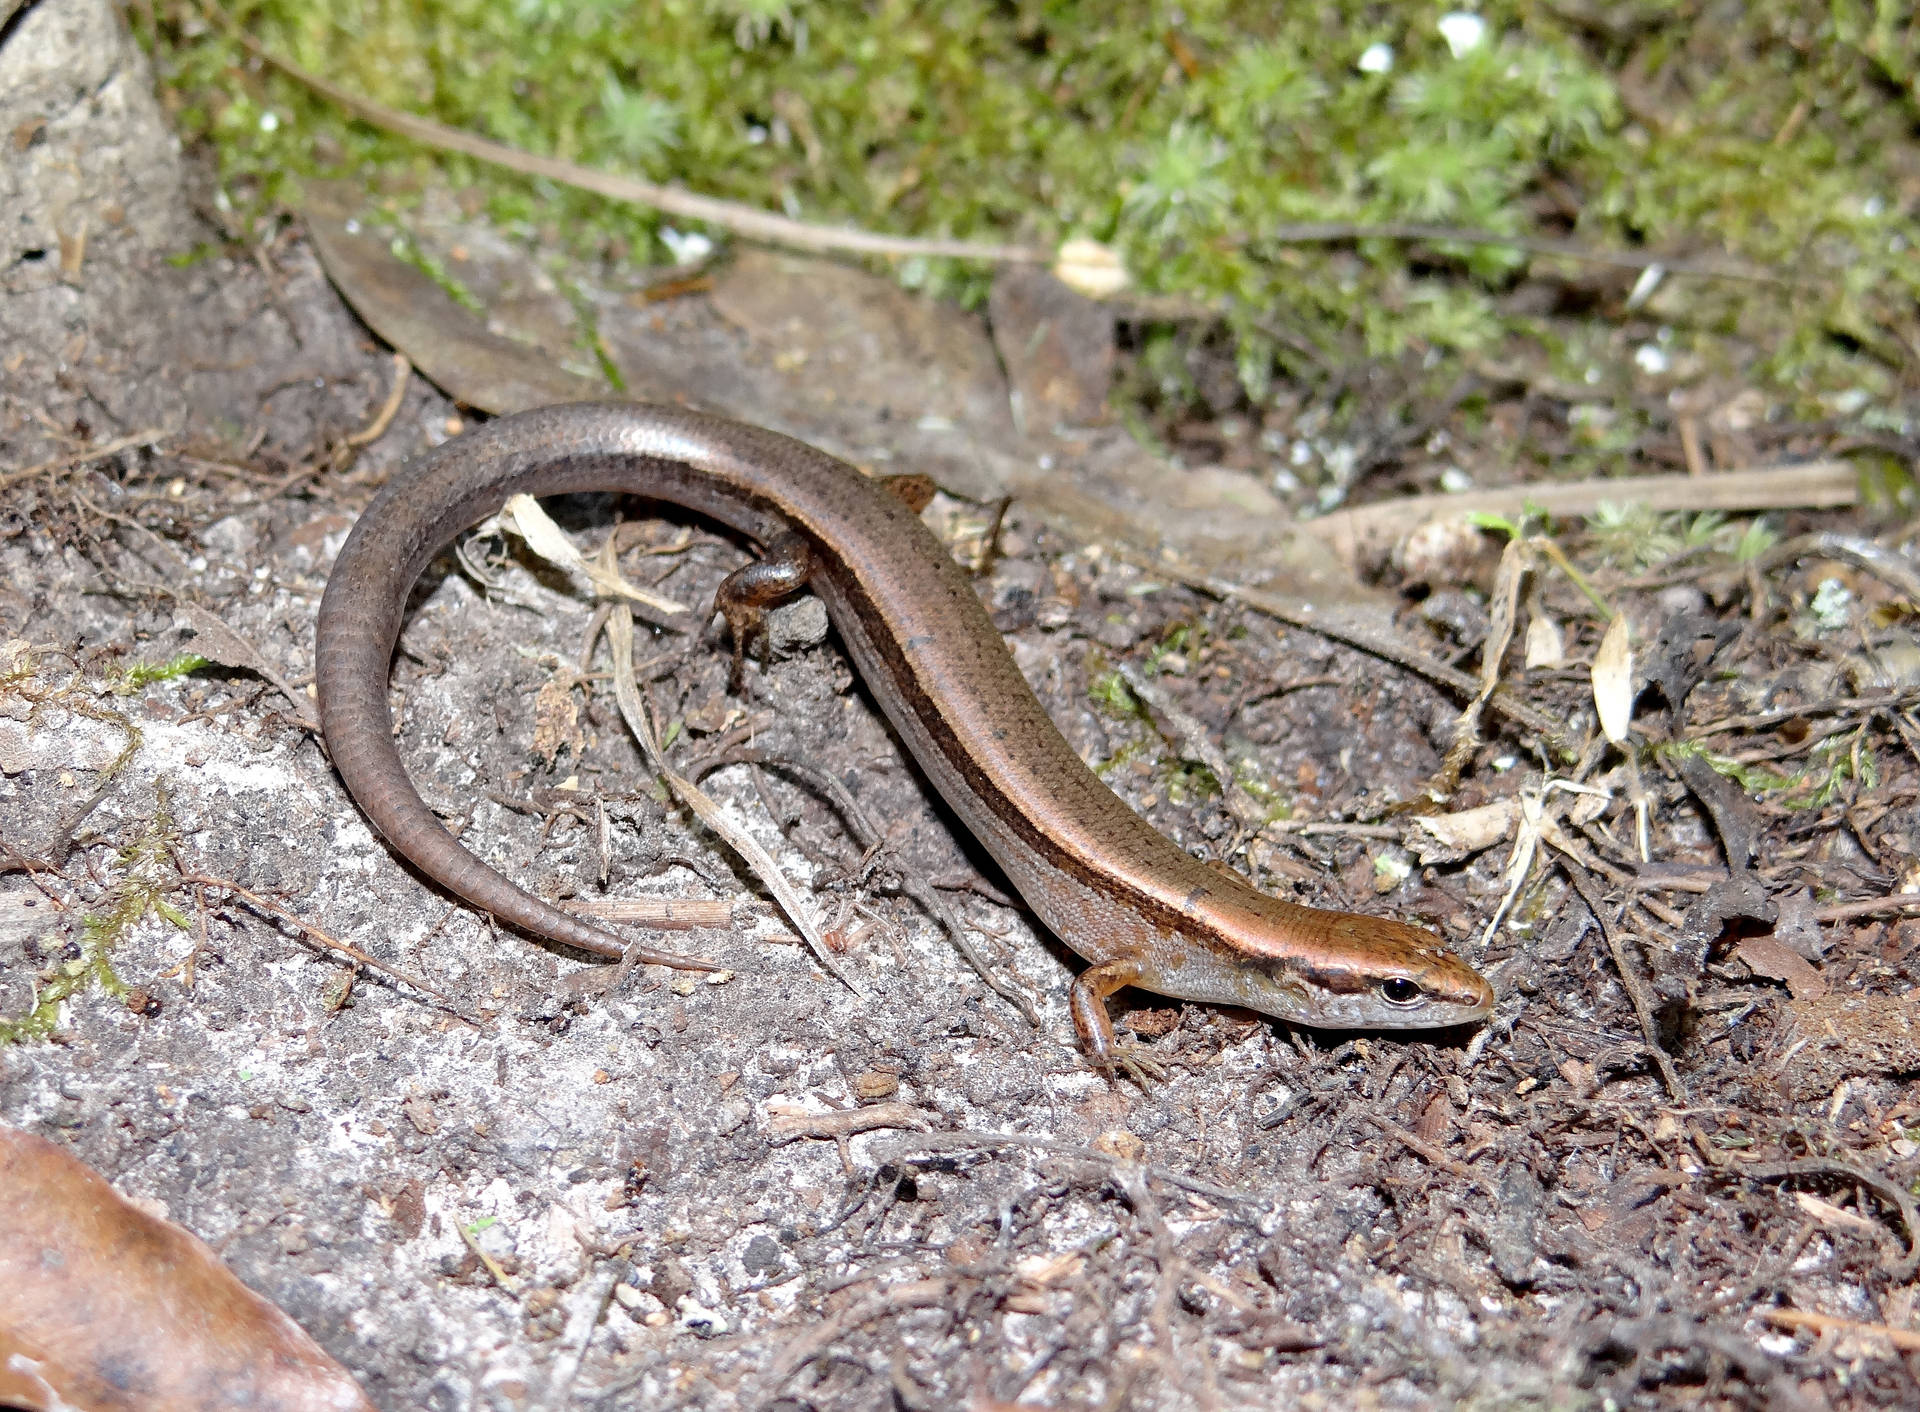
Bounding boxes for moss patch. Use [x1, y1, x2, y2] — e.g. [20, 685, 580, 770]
[145, 3, 1915, 428]
[0, 798, 186, 1045]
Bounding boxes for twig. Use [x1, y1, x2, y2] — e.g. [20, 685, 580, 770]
[1115, 661, 1265, 830]
[874, 1130, 1276, 1219]
[178, 871, 473, 1017]
[1312, 460, 1858, 567]
[1262, 819, 1402, 839]
[698, 745, 1039, 1025]
[1688, 689, 1920, 738]
[456, 1219, 519, 1294]
[1716, 1158, 1920, 1280]
[602, 606, 862, 993]
[1742, 531, 1920, 605]
[561, 894, 735, 928]
[763, 1101, 933, 1144]
[342, 352, 411, 448]
[182, 882, 210, 989]
[1759, 1308, 1920, 1352]
[1366, 1113, 1497, 1196]
[1811, 893, 1920, 923]
[1115, 1165, 1187, 1406]
[765, 1278, 957, 1388]
[211, 6, 1045, 267]
[1148, 558, 1568, 747]
[46, 766, 133, 866]
[0, 428, 168, 489]
[1560, 859, 1686, 1101]
[546, 1261, 624, 1402]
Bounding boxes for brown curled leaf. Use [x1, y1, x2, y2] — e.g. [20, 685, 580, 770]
[0, 1124, 375, 1412]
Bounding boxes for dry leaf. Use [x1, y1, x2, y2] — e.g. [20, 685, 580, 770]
[174, 603, 319, 731]
[1735, 933, 1827, 999]
[1524, 612, 1565, 669]
[531, 669, 584, 768]
[1592, 614, 1635, 744]
[1437, 535, 1534, 792]
[499, 494, 686, 615]
[0, 1125, 375, 1412]
[1409, 799, 1519, 862]
[1792, 1191, 1885, 1238]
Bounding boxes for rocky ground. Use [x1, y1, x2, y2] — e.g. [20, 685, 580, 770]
[3, 2, 1918, 1409]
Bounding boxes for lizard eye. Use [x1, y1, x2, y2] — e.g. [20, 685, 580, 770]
[1380, 977, 1422, 1005]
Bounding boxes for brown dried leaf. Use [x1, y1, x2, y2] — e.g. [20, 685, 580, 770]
[531, 670, 583, 769]
[175, 603, 319, 731]
[1409, 798, 1519, 863]
[0, 1125, 375, 1412]
[1735, 933, 1827, 1000]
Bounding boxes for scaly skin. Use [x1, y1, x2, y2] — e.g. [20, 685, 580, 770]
[314, 403, 1494, 1068]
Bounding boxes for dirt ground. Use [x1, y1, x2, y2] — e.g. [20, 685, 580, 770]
[4, 3, 1919, 1410]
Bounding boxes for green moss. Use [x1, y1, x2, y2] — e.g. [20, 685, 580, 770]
[112, 653, 211, 694]
[0, 800, 186, 1045]
[164, 241, 224, 267]
[1660, 737, 1876, 813]
[140, 3, 1917, 421]
[1086, 662, 1140, 718]
[1173, 763, 1224, 803]
[388, 229, 486, 314]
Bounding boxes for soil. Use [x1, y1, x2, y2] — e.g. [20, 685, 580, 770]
[3, 3, 1918, 1410]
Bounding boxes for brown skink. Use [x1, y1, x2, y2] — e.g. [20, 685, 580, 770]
[314, 403, 1493, 1067]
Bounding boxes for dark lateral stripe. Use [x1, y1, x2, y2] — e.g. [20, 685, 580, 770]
[813, 540, 1233, 949]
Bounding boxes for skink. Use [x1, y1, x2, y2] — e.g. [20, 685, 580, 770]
[314, 403, 1493, 1069]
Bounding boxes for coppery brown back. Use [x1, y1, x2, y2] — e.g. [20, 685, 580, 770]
[314, 403, 1493, 1036]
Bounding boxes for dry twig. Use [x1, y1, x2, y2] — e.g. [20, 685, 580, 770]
[602, 605, 861, 993]
[765, 1278, 958, 1389]
[178, 871, 472, 1017]
[1759, 1307, 1920, 1352]
[1713, 1157, 1920, 1280]
[341, 352, 411, 449]
[1366, 1113, 1497, 1196]
[1561, 860, 1686, 1101]
[763, 1101, 934, 1144]
[0, 428, 169, 490]
[1148, 559, 1568, 748]
[697, 746, 1039, 1025]
[1313, 460, 1858, 568]
[212, 6, 1044, 267]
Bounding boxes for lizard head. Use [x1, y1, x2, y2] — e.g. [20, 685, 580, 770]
[1206, 904, 1495, 1031]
